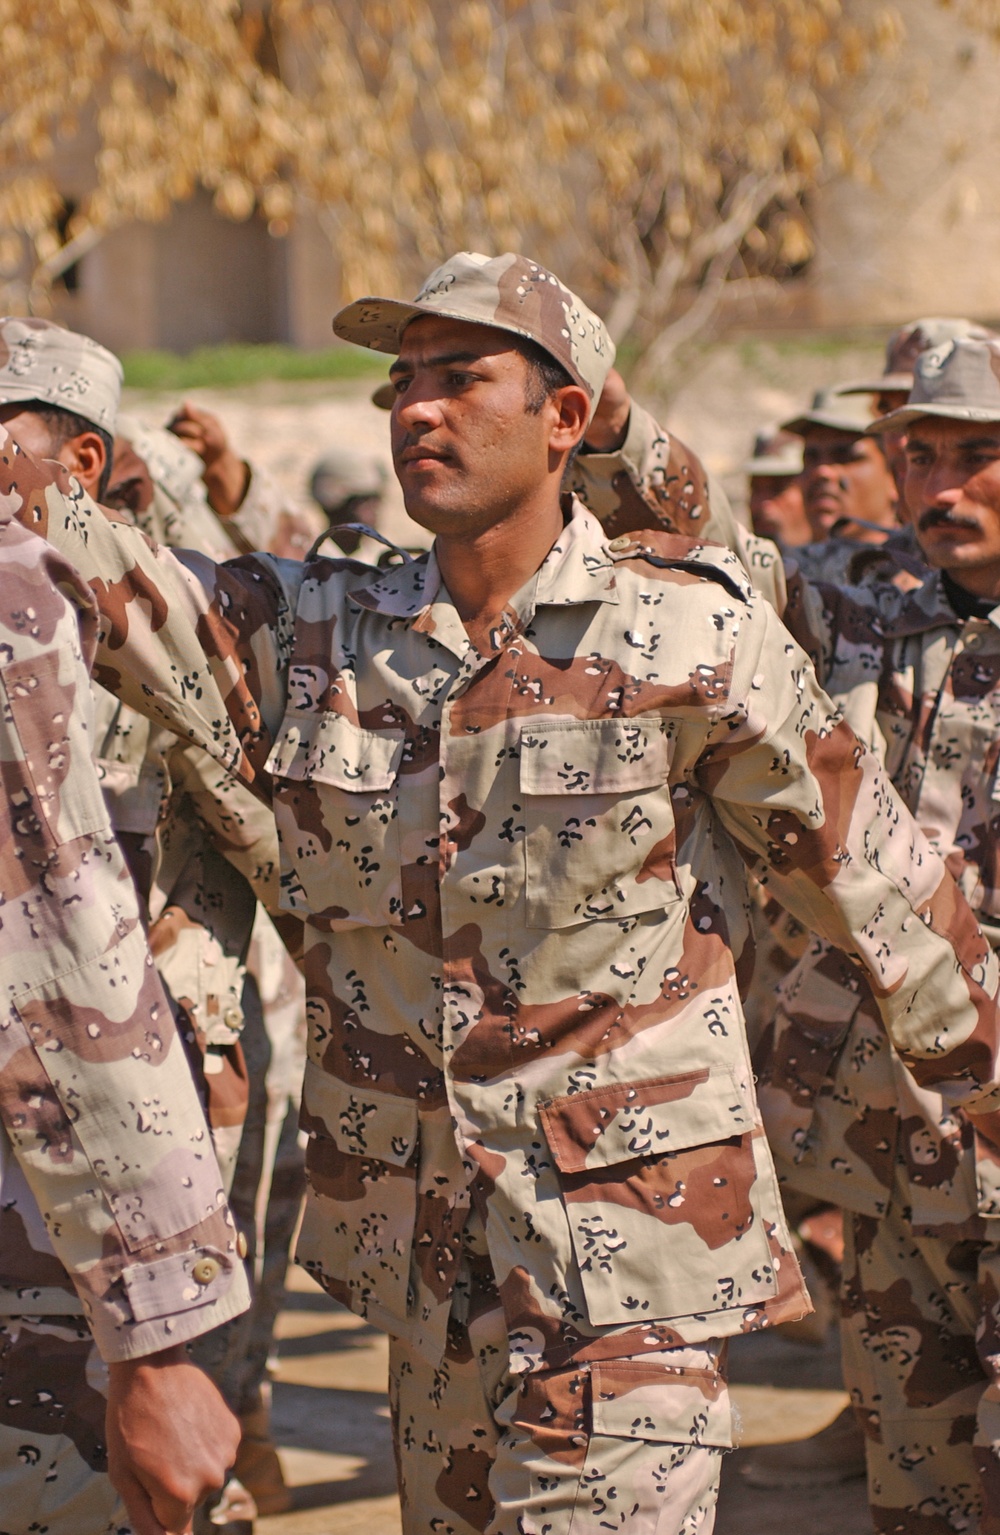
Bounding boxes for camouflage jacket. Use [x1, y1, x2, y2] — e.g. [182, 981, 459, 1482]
[12, 431, 1000, 1374]
[759, 568, 1000, 1232]
[0, 501, 249, 1360]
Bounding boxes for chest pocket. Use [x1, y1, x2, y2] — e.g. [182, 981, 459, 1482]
[518, 717, 680, 929]
[265, 713, 405, 929]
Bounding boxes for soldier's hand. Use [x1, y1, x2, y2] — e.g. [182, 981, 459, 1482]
[167, 401, 249, 518]
[106, 1345, 240, 1535]
[167, 402, 229, 467]
[583, 367, 631, 452]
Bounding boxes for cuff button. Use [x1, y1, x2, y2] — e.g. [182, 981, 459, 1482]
[192, 1256, 222, 1285]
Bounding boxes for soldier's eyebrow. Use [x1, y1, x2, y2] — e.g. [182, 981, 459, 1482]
[389, 350, 485, 378]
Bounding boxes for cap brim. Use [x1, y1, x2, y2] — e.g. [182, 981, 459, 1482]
[742, 457, 802, 475]
[837, 371, 914, 396]
[333, 297, 430, 352]
[869, 402, 1000, 433]
[781, 410, 871, 436]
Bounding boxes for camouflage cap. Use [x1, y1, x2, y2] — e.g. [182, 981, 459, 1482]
[310, 449, 387, 510]
[781, 388, 876, 439]
[332, 251, 615, 421]
[870, 338, 1000, 432]
[839, 317, 995, 396]
[742, 428, 804, 477]
[0, 317, 122, 433]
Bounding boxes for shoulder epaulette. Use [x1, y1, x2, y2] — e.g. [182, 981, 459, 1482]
[604, 530, 753, 603]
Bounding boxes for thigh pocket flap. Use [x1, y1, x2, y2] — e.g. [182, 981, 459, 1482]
[591, 1357, 732, 1448]
[540, 1070, 777, 1326]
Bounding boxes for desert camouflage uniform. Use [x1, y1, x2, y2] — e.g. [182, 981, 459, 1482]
[14, 401, 1000, 1529]
[105, 422, 307, 1509]
[0, 499, 249, 1535]
[758, 564, 1000, 1530]
[101, 420, 288, 1188]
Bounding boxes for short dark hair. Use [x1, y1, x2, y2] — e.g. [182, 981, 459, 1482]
[516, 337, 576, 415]
[18, 400, 114, 500]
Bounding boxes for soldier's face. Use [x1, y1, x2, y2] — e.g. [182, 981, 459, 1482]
[907, 418, 1000, 589]
[0, 405, 106, 498]
[748, 474, 810, 546]
[0, 406, 57, 462]
[388, 315, 577, 536]
[800, 427, 898, 540]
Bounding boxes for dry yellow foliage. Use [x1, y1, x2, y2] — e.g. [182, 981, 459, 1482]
[0, 0, 967, 370]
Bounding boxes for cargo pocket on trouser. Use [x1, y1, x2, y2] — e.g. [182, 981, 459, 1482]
[539, 1069, 777, 1328]
[296, 1060, 419, 1329]
[494, 1346, 730, 1535]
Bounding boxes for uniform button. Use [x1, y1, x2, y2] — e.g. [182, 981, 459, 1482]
[192, 1257, 221, 1285]
[964, 632, 983, 650]
[236, 1232, 248, 1259]
[223, 1008, 242, 1029]
[607, 535, 632, 552]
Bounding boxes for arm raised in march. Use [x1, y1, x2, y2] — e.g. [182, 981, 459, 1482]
[698, 591, 1000, 1111]
[572, 370, 787, 610]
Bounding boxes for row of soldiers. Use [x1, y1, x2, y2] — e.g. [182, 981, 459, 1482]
[4, 257, 1000, 1535]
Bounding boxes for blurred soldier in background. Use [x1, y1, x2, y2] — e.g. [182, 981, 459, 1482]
[759, 339, 1000, 1531]
[839, 316, 996, 501]
[780, 387, 899, 580]
[742, 427, 809, 547]
[309, 446, 388, 556]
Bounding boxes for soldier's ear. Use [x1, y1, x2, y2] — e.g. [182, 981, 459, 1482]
[548, 384, 591, 455]
[59, 432, 107, 498]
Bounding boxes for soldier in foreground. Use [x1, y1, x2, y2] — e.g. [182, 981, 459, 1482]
[0, 493, 248, 1533]
[12, 254, 1000, 1534]
[761, 338, 1000, 1531]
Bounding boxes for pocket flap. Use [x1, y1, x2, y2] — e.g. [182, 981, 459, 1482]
[590, 1358, 732, 1448]
[539, 1069, 753, 1173]
[301, 1059, 418, 1167]
[519, 717, 668, 795]
[266, 713, 404, 789]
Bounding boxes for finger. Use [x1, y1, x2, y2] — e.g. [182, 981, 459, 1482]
[150, 1485, 196, 1535]
[111, 1462, 167, 1535]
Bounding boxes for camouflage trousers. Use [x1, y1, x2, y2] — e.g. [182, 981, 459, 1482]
[842, 1189, 1000, 1534]
[0, 1316, 131, 1535]
[389, 1219, 730, 1535]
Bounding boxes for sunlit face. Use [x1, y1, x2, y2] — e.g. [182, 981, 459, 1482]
[800, 426, 898, 541]
[0, 405, 58, 462]
[748, 473, 810, 546]
[0, 404, 105, 497]
[906, 417, 1000, 593]
[388, 315, 568, 538]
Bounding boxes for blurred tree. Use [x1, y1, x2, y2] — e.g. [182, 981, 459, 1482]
[0, 0, 962, 374]
[0, 0, 295, 309]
